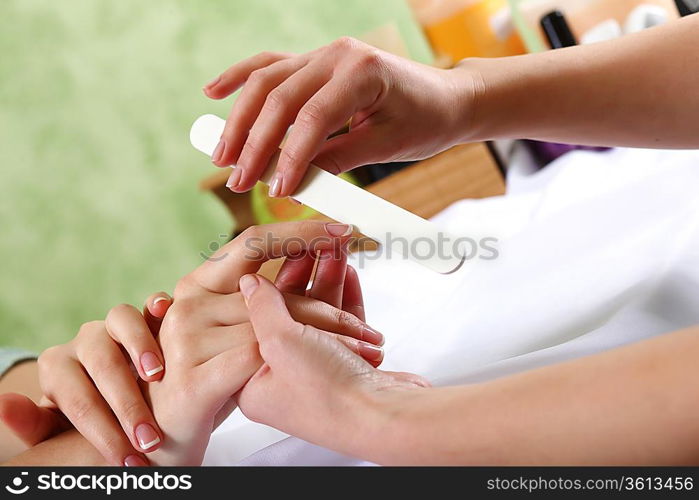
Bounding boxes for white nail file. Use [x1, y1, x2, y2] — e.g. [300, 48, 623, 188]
[190, 114, 465, 274]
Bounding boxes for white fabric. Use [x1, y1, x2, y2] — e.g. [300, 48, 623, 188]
[203, 147, 699, 466]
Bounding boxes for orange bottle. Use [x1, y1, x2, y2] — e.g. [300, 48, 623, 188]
[408, 0, 525, 66]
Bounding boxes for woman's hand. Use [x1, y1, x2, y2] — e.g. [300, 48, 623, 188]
[144, 221, 384, 465]
[0, 293, 173, 466]
[204, 37, 475, 197]
[236, 273, 430, 461]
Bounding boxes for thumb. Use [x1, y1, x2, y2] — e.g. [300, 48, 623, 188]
[238, 274, 300, 348]
[0, 393, 70, 446]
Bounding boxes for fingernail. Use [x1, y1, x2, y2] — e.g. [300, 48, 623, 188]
[288, 197, 302, 206]
[361, 326, 385, 346]
[358, 343, 384, 362]
[135, 423, 161, 451]
[268, 173, 282, 197]
[152, 296, 169, 306]
[239, 274, 259, 300]
[140, 352, 163, 377]
[325, 223, 353, 237]
[226, 167, 242, 190]
[124, 455, 148, 467]
[211, 139, 226, 164]
[203, 75, 221, 90]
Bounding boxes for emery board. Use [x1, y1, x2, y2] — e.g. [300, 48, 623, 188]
[190, 114, 465, 274]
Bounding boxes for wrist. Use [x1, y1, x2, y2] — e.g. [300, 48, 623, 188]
[146, 418, 211, 466]
[445, 59, 487, 144]
[451, 55, 541, 144]
[344, 384, 429, 465]
[144, 385, 214, 466]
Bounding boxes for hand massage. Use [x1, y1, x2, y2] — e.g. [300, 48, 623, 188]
[1, 0, 699, 469]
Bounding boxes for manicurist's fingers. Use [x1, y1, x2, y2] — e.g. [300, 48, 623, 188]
[192, 221, 354, 294]
[233, 63, 332, 193]
[106, 304, 164, 381]
[238, 274, 299, 348]
[273, 73, 382, 197]
[284, 293, 383, 346]
[341, 265, 365, 322]
[214, 57, 307, 169]
[240, 274, 383, 366]
[199, 291, 384, 346]
[203, 51, 294, 100]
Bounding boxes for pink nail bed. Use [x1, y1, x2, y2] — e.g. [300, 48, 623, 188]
[135, 423, 161, 451]
[211, 139, 225, 163]
[140, 352, 163, 377]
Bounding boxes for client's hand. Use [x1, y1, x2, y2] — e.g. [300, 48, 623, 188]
[0, 293, 173, 466]
[236, 274, 430, 460]
[144, 221, 384, 466]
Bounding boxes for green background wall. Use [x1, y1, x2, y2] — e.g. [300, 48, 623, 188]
[0, 0, 430, 350]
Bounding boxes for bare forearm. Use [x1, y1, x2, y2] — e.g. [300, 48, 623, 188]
[364, 326, 699, 465]
[3, 429, 106, 466]
[457, 15, 699, 149]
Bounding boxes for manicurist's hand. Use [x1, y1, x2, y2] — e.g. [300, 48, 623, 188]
[203, 37, 476, 197]
[236, 273, 430, 461]
[143, 221, 385, 466]
[0, 293, 173, 466]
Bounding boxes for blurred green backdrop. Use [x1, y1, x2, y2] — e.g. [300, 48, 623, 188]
[0, 0, 430, 351]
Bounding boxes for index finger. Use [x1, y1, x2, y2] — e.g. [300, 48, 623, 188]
[274, 74, 381, 197]
[192, 221, 353, 294]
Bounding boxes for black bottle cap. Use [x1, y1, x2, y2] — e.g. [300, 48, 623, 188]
[540, 10, 577, 49]
[675, 0, 699, 16]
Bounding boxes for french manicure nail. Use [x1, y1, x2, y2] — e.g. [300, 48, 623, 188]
[325, 223, 353, 237]
[239, 274, 259, 299]
[152, 296, 169, 306]
[140, 352, 163, 377]
[226, 167, 242, 190]
[361, 326, 385, 346]
[203, 75, 221, 90]
[211, 139, 226, 163]
[358, 343, 384, 362]
[268, 174, 282, 197]
[135, 423, 160, 451]
[124, 455, 148, 467]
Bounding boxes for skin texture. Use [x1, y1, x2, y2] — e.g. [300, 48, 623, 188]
[204, 38, 471, 197]
[6, 17, 699, 466]
[2, 221, 385, 466]
[238, 280, 699, 465]
[205, 16, 699, 198]
[0, 361, 42, 462]
[462, 15, 699, 149]
[7, 322, 699, 465]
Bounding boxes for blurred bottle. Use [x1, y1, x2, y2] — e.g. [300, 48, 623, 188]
[407, 0, 525, 66]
